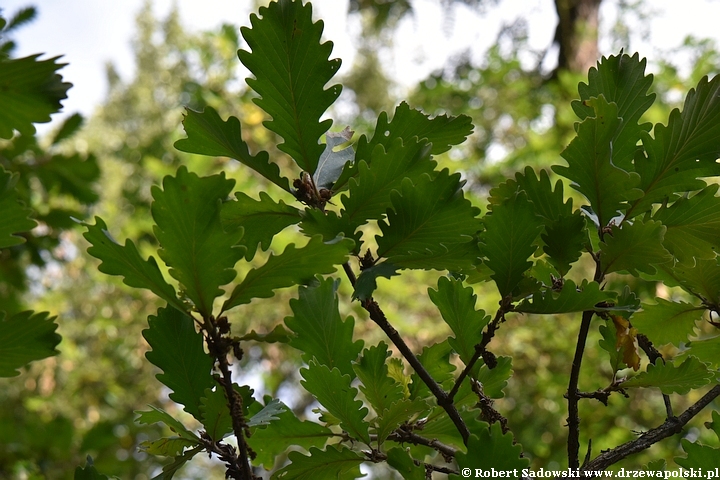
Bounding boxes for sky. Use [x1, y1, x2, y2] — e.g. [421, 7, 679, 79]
[3, 0, 720, 132]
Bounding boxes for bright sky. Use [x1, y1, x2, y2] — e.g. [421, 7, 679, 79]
[3, 0, 720, 131]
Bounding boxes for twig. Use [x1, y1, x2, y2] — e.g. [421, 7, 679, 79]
[637, 334, 674, 419]
[387, 426, 458, 459]
[342, 261, 471, 444]
[581, 384, 720, 472]
[566, 309, 595, 469]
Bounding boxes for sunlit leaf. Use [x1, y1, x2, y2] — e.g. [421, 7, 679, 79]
[630, 299, 703, 347]
[353, 342, 404, 415]
[142, 308, 215, 420]
[272, 445, 364, 480]
[612, 315, 641, 371]
[621, 357, 713, 394]
[680, 335, 720, 369]
[238, 0, 341, 173]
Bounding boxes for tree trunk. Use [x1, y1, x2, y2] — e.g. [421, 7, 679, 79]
[553, 0, 603, 74]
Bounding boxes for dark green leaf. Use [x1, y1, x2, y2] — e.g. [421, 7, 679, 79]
[286, 278, 363, 378]
[222, 236, 353, 311]
[664, 257, 720, 305]
[553, 95, 642, 227]
[681, 335, 720, 369]
[334, 102, 473, 191]
[630, 75, 720, 218]
[51, 112, 83, 145]
[298, 208, 362, 248]
[480, 191, 544, 297]
[135, 406, 199, 442]
[37, 152, 100, 204]
[74, 457, 109, 480]
[140, 437, 198, 457]
[340, 137, 433, 225]
[353, 262, 400, 301]
[174, 107, 290, 191]
[150, 446, 203, 480]
[353, 342, 404, 414]
[572, 52, 655, 171]
[249, 407, 333, 469]
[220, 191, 300, 261]
[386, 447, 425, 480]
[237, 324, 292, 344]
[450, 423, 530, 478]
[488, 167, 572, 220]
[0, 166, 36, 248]
[653, 184, 720, 264]
[0, 55, 71, 139]
[300, 360, 370, 444]
[542, 212, 588, 276]
[151, 166, 244, 316]
[83, 217, 186, 313]
[376, 169, 482, 269]
[142, 308, 215, 420]
[410, 340, 456, 399]
[314, 128, 354, 189]
[599, 321, 626, 373]
[238, 0, 341, 173]
[271, 445, 364, 480]
[516, 280, 614, 314]
[676, 441, 720, 470]
[630, 299, 703, 347]
[476, 356, 512, 399]
[0, 310, 60, 377]
[600, 220, 672, 276]
[621, 357, 713, 394]
[375, 397, 429, 445]
[428, 277, 489, 365]
[199, 388, 232, 442]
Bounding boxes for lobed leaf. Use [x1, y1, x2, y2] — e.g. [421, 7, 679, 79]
[374, 397, 429, 445]
[428, 277, 489, 365]
[480, 191, 544, 297]
[151, 167, 244, 316]
[621, 357, 713, 394]
[600, 220, 672, 276]
[386, 447, 425, 480]
[135, 406, 200, 442]
[409, 340, 456, 400]
[450, 423, 530, 478]
[220, 191, 301, 261]
[0, 166, 36, 248]
[353, 262, 400, 301]
[0, 310, 60, 377]
[285, 277, 363, 377]
[199, 388, 232, 442]
[174, 107, 291, 191]
[238, 0, 341, 174]
[248, 398, 286, 427]
[272, 445, 364, 480]
[630, 299, 703, 347]
[314, 128, 354, 189]
[300, 360, 370, 444]
[376, 169, 482, 269]
[222, 235, 353, 311]
[140, 437, 198, 457]
[352, 342, 404, 415]
[680, 335, 720, 369]
[516, 280, 615, 314]
[476, 356, 512, 399]
[142, 307, 215, 420]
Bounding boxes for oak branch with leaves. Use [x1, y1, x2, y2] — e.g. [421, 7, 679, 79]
[72, 0, 720, 478]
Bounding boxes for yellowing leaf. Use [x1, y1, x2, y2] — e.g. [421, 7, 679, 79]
[612, 315, 640, 371]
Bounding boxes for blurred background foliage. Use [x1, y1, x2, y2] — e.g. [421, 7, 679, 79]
[1, 0, 719, 478]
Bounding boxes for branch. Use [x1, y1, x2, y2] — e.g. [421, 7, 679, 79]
[566, 309, 594, 469]
[581, 384, 720, 472]
[342, 261, 471, 444]
[387, 426, 459, 460]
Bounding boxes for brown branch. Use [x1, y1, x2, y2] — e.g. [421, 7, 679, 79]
[566, 308, 595, 469]
[387, 426, 459, 460]
[637, 334, 674, 419]
[581, 384, 720, 472]
[342, 261, 471, 444]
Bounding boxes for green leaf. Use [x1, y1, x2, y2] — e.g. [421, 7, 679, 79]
[553, 95, 642, 227]
[237, 324, 292, 344]
[238, 0, 340, 173]
[298, 208, 359, 246]
[600, 220, 672, 276]
[220, 191, 300, 261]
[38, 152, 100, 204]
[410, 340, 456, 400]
[341, 137, 433, 225]
[151, 166, 244, 316]
[135, 406, 200, 442]
[140, 437, 198, 457]
[314, 128, 354, 189]
[51, 112, 83, 145]
[199, 388, 232, 442]
[681, 335, 720, 369]
[386, 447, 425, 480]
[428, 277, 489, 365]
[653, 184, 720, 264]
[621, 357, 713, 394]
[630, 299, 703, 347]
[150, 446, 203, 480]
[0, 310, 60, 377]
[676, 440, 720, 470]
[248, 398, 286, 427]
[599, 321, 627, 373]
[572, 52, 655, 171]
[142, 308, 215, 420]
[0, 55, 71, 139]
[353, 262, 400, 301]
[249, 407, 333, 469]
[480, 191, 544, 297]
[450, 423, 530, 478]
[375, 397, 429, 444]
[74, 457, 110, 480]
[376, 169, 482, 269]
[0, 166, 36, 248]
[353, 342, 404, 414]
[630, 74, 720, 218]
[488, 167, 572, 220]
[222, 236, 353, 311]
[476, 356, 512, 399]
[174, 107, 291, 191]
[300, 360, 370, 444]
[285, 278, 363, 377]
[82, 217, 186, 312]
[334, 102, 473, 191]
[516, 280, 615, 314]
[272, 445, 364, 480]
[666, 257, 720, 305]
[542, 212, 588, 277]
